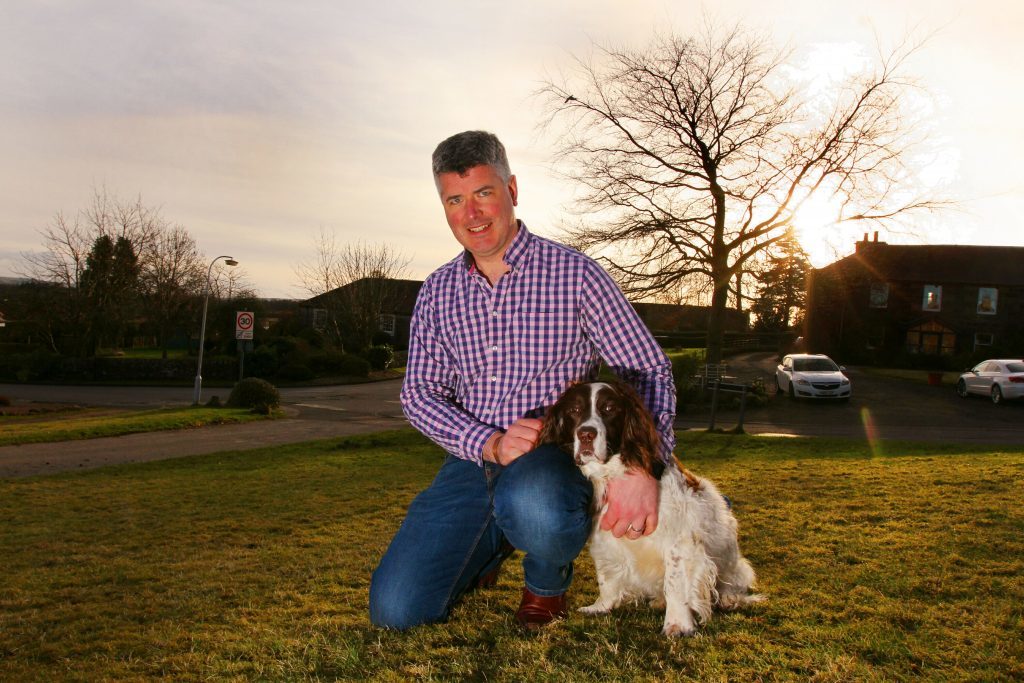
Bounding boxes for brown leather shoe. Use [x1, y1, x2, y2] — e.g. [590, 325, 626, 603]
[514, 587, 568, 630]
[471, 540, 515, 591]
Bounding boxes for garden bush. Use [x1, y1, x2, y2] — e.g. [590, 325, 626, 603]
[365, 345, 394, 371]
[227, 377, 280, 414]
[276, 362, 315, 382]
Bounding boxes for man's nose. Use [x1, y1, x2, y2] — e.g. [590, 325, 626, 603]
[576, 426, 597, 443]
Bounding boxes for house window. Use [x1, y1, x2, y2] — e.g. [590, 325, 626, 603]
[922, 285, 942, 312]
[906, 320, 955, 355]
[378, 314, 396, 335]
[974, 332, 994, 350]
[869, 282, 889, 308]
[977, 287, 998, 315]
[312, 308, 328, 330]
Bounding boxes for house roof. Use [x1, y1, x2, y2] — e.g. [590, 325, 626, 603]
[302, 278, 423, 315]
[821, 242, 1024, 286]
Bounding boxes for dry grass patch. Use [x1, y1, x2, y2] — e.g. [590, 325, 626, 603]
[1, 430, 1022, 681]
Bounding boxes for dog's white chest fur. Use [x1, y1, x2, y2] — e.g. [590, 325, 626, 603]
[580, 455, 762, 637]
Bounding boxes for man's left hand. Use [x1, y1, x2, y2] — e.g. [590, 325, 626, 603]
[600, 468, 659, 539]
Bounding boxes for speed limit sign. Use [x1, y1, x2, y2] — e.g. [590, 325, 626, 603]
[235, 311, 255, 340]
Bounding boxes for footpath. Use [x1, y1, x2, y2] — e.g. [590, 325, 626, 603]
[0, 409, 410, 479]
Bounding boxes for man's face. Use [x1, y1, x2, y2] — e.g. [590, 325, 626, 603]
[437, 164, 518, 265]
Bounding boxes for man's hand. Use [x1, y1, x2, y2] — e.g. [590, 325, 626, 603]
[482, 417, 543, 466]
[600, 468, 659, 539]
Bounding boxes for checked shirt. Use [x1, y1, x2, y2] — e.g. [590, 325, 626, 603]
[400, 223, 676, 465]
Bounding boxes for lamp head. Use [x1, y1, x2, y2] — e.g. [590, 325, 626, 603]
[224, 258, 239, 267]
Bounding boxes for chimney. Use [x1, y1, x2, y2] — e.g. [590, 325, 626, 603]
[873, 231, 879, 242]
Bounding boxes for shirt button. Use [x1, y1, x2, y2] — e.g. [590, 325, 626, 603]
[490, 375, 497, 382]
[491, 345, 499, 352]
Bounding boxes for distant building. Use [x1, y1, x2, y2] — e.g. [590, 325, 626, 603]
[631, 301, 749, 345]
[805, 234, 1024, 360]
[301, 278, 423, 349]
[302, 277, 747, 350]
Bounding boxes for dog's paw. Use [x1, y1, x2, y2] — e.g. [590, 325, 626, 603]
[578, 603, 611, 615]
[662, 622, 697, 638]
[648, 596, 667, 610]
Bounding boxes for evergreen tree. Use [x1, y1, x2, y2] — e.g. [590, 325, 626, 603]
[752, 232, 811, 332]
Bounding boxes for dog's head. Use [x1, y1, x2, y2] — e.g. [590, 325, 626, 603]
[540, 380, 664, 479]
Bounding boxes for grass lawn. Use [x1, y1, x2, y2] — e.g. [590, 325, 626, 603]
[0, 407, 274, 446]
[2, 430, 1022, 681]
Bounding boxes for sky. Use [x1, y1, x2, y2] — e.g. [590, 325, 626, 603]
[1, 0, 1022, 299]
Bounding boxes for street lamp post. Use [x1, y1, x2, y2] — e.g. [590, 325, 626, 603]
[192, 255, 238, 405]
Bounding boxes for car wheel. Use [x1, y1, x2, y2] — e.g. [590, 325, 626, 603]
[956, 379, 968, 399]
[788, 383, 796, 400]
[991, 385, 1003, 405]
[775, 378, 784, 395]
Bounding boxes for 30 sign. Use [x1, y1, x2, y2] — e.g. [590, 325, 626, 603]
[235, 311, 255, 340]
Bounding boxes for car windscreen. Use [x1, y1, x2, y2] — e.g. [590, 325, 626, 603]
[1006, 362, 1024, 373]
[794, 359, 839, 372]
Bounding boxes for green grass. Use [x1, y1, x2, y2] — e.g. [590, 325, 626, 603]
[0, 407, 274, 446]
[2, 430, 1022, 681]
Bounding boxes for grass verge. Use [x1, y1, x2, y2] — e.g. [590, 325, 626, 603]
[0, 407, 274, 446]
[1, 430, 1022, 681]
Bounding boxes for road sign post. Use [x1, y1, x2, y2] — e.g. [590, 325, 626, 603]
[235, 312, 254, 381]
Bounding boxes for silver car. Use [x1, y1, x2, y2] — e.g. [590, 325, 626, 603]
[776, 353, 852, 401]
[956, 359, 1024, 404]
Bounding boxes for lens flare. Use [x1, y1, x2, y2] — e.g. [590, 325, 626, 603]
[859, 406, 880, 457]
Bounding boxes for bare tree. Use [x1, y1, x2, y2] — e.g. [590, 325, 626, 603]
[540, 23, 946, 362]
[141, 226, 206, 358]
[294, 229, 411, 351]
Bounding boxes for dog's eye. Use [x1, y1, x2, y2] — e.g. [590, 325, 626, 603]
[569, 405, 582, 415]
[601, 402, 616, 414]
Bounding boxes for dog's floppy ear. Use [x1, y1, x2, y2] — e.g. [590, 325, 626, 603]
[539, 385, 576, 448]
[613, 380, 664, 480]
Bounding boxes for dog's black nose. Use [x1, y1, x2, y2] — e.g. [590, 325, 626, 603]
[576, 426, 597, 443]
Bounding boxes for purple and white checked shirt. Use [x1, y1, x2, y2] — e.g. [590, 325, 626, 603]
[401, 223, 676, 465]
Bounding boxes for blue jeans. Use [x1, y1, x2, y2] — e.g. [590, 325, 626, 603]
[369, 444, 593, 630]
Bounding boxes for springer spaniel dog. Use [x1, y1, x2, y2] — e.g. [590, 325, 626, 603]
[540, 380, 762, 637]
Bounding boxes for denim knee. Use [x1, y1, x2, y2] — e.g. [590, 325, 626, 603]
[369, 565, 445, 630]
[493, 445, 592, 562]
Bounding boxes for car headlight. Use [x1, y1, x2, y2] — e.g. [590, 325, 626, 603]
[796, 379, 810, 385]
[841, 379, 850, 385]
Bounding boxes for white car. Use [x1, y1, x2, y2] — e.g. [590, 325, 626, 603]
[956, 359, 1024, 404]
[776, 353, 851, 401]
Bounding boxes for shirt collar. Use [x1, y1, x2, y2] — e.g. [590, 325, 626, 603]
[463, 220, 532, 274]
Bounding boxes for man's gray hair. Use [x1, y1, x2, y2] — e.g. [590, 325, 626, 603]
[432, 131, 512, 185]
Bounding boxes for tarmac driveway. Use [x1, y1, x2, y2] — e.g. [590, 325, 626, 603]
[679, 352, 1024, 444]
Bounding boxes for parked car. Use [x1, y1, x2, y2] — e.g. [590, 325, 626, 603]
[956, 359, 1024, 404]
[776, 353, 851, 401]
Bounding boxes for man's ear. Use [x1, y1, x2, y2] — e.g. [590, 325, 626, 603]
[508, 175, 518, 206]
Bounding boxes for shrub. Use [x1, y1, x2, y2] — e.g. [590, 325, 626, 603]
[365, 345, 394, 371]
[205, 395, 222, 408]
[227, 378, 280, 414]
[247, 345, 280, 379]
[308, 351, 370, 378]
[276, 362, 315, 382]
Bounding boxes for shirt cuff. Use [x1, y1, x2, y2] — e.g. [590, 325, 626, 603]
[462, 422, 499, 466]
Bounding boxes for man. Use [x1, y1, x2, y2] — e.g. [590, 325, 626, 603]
[369, 130, 676, 631]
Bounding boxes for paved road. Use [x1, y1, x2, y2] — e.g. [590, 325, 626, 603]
[2, 356, 1023, 478]
[677, 352, 1024, 444]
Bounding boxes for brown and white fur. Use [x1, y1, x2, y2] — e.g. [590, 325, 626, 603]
[540, 380, 763, 637]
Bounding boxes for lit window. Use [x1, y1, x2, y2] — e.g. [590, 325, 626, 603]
[922, 285, 942, 312]
[977, 287, 998, 315]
